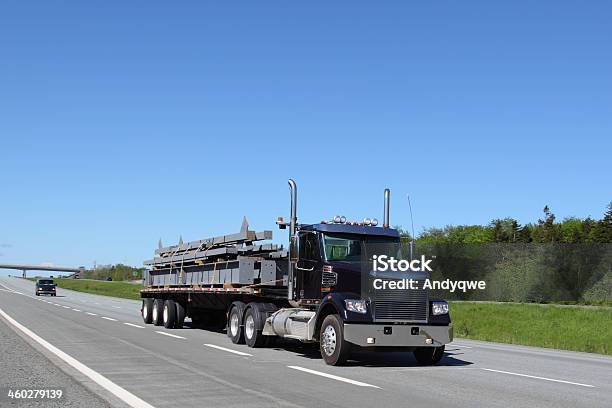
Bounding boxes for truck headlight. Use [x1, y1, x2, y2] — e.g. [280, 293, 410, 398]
[432, 301, 449, 315]
[345, 299, 367, 314]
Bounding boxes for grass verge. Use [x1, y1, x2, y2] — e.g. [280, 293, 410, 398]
[51, 278, 142, 300]
[450, 301, 612, 355]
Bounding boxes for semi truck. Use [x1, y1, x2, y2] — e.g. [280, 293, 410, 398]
[140, 179, 452, 365]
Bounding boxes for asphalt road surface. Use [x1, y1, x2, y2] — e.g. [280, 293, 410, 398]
[1, 277, 611, 408]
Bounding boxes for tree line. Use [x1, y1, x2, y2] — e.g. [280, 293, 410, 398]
[396, 202, 612, 244]
[395, 202, 612, 304]
[82, 264, 146, 281]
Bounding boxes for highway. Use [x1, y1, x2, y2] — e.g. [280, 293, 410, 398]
[1, 276, 611, 408]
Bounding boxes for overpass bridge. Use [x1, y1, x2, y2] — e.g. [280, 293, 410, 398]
[0, 264, 85, 278]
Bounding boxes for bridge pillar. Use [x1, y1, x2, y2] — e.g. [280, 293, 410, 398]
[22, 269, 26, 279]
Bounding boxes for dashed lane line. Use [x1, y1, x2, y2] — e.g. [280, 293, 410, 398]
[203, 343, 252, 356]
[481, 368, 595, 388]
[155, 331, 186, 339]
[287, 366, 381, 388]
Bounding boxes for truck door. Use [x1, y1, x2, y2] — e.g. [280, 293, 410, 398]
[296, 231, 322, 301]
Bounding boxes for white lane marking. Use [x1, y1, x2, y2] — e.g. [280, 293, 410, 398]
[155, 331, 185, 339]
[203, 343, 253, 356]
[112, 306, 121, 309]
[62, 306, 71, 309]
[452, 343, 473, 349]
[0, 283, 14, 292]
[0, 308, 157, 408]
[481, 368, 595, 388]
[124, 323, 145, 328]
[101, 317, 117, 321]
[288, 366, 381, 388]
[86, 312, 98, 316]
[72, 309, 82, 312]
[53, 304, 61, 306]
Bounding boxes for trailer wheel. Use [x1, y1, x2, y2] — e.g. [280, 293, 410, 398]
[319, 314, 351, 366]
[227, 301, 246, 344]
[413, 345, 445, 365]
[163, 300, 177, 328]
[152, 299, 164, 326]
[142, 298, 154, 324]
[243, 304, 267, 348]
[175, 302, 186, 329]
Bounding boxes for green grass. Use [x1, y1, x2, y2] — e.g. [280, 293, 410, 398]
[451, 301, 612, 355]
[51, 278, 142, 300]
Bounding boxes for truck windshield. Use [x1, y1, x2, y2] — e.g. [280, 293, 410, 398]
[321, 233, 399, 262]
[38, 280, 53, 285]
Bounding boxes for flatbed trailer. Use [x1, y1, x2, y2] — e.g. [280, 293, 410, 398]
[140, 179, 452, 365]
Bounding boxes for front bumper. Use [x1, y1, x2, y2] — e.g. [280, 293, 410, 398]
[343, 323, 453, 347]
[37, 290, 55, 294]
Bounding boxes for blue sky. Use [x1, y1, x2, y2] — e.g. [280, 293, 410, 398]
[1, 1, 610, 272]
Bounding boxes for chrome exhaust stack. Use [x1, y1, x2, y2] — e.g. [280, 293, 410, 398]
[288, 179, 297, 236]
[287, 179, 297, 301]
[383, 188, 390, 228]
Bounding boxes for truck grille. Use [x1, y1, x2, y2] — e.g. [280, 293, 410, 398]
[372, 282, 428, 322]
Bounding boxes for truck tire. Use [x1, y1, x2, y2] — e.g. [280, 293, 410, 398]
[227, 301, 246, 344]
[243, 304, 267, 348]
[142, 298, 154, 324]
[175, 302, 186, 329]
[319, 314, 351, 366]
[163, 300, 177, 328]
[152, 299, 164, 326]
[413, 345, 445, 365]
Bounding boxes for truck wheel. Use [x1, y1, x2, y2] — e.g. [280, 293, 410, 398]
[319, 314, 351, 366]
[243, 305, 267, 348]
[152, 299, 164, 326]
[413, 346, 445, 365]
[163, 300, 177, 328]
[227, 301, 246, 344]
[142, 298, 154, 324]
[175, 302, 186, 329]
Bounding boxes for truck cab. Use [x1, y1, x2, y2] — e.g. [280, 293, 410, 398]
[262, 181, 452, 365]
[281, 222, 452, 365]
[293, 223, 399, 302]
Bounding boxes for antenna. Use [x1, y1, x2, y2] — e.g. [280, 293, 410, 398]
[407, 194, 415, 260]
